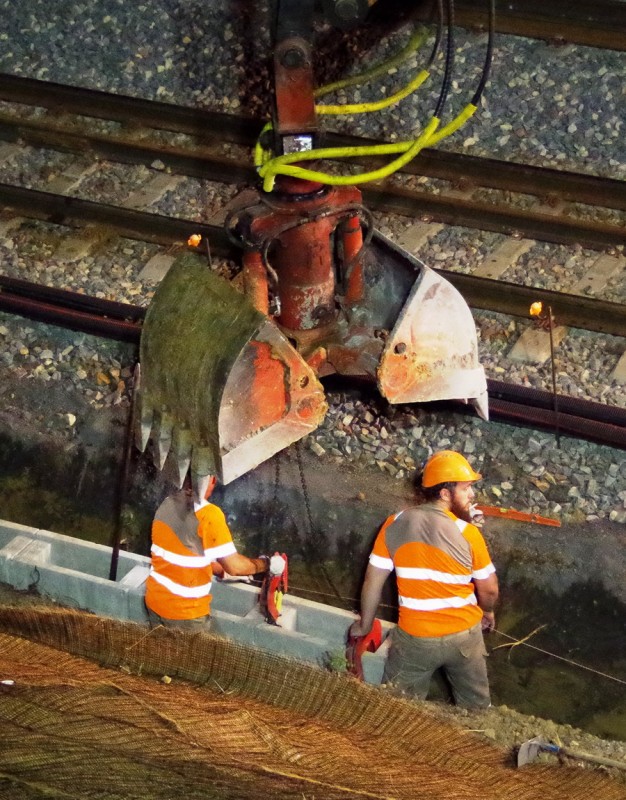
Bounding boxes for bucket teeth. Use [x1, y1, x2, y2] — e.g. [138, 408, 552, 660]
[172, 426, 193, 488]
[134, 389, 154, 454]
[154, 409, 174, 471]
[471, 390, 490, 422]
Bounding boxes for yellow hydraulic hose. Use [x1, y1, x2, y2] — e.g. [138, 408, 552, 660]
[254, 122, 274, 169]
[426, 102, 477, 145]
[314, 26, 429, 99]
[257, 101, 477, 191]
[259, 116, 440, 192]
[316, 69, 429, 116]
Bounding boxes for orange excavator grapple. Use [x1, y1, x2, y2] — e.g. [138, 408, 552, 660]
[137, 0, 494, 497]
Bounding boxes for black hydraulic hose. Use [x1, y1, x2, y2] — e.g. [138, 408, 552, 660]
[426, 0, 444, 69]
[471, 0, 495, 105]
[434, 0, 455, 118]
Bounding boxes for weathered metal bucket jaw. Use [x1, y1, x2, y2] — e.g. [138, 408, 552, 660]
[372, 234, 489, 420]
[136, 253, 327, 491]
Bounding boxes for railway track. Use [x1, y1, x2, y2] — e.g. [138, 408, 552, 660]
[0, 182, 624, 337]
[1, 274, 625, 451]
[410, 0, 626, 51]
[0, 77, 624, 450]
[0, 75, 624, 251]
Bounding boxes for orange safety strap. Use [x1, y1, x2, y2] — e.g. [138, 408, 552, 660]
[476, 505, 561, 527]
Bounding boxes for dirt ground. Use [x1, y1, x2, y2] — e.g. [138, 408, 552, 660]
[0, 578, 625, 789]
[0, 354, 625, 776]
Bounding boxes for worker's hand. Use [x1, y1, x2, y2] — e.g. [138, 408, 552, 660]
[469, 504, 485, 527]
[481, 611, 495, 633]
[269, 554, 286, 576]
[348, 619, 370, 640]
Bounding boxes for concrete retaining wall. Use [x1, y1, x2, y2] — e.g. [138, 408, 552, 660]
[0, 519, 392, 683]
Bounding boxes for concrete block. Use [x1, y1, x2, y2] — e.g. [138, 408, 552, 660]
[213, 580, 260, 618]
[0, 536, 51, 591]
[473, 238, 534, 279]
[508, 326, 568, 364]
[243, 603, 298, 632]
[288, 595, 355, 645]
[571, 253, 625, 296]
[0, 519, 394, 684]
[122, 174, 185, 209]
[35, 565, 128, 620]
[0, 535, 37, 560]
[212, 610, 333, 666]
[139, 253, 175, 282]
[0, 520, 37, 541]
[17, 539, 52, 566]
[125, 585, 151, 624]
[396, 222, 443, 253]
[0, 536, 39, 586]
[611, 351, 626, 385]
[118, 564, 149, 589]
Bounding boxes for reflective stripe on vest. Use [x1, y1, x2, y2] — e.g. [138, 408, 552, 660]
[398, 593, 478, 611]
[205, 541, 237, 561]
[370, 553, 394, 571]
[148, 566, 212, 599]
[151, 543, 211, 568]
[396, 566, 472, 584]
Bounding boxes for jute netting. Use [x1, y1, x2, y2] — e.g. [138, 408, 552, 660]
[0, 604, 623, 800]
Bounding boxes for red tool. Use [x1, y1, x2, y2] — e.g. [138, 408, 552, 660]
[259, 552, 289, 625]
[346, 618, 383, 680]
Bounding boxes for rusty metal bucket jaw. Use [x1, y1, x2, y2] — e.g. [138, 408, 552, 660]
[375, 246, 488, 419]
[138, 253, 327, 486]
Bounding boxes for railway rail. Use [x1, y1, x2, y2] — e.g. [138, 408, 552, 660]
[411, 0, 626, 51]
[0, 75, 624, 251]
[1, 274, 625, 450]
[0, 77, 624, 451]
[0, 184, 624, 338]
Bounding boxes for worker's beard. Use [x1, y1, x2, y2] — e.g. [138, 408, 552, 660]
[449, 490, 473, 523]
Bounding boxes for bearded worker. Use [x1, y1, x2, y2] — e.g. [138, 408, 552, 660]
[350, 450, 498, 708]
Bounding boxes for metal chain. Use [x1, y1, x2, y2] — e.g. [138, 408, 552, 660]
[295, 440, 344, 602]
[295, 440, 314, 538]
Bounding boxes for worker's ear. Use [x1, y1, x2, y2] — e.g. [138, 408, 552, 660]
[439, 485, 452, 504]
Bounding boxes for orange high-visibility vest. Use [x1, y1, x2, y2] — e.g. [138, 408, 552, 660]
[145, 494, 237, 620]
[370, 504, 495, 637]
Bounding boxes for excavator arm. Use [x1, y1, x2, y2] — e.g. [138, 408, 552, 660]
[137, 0, 489, 494]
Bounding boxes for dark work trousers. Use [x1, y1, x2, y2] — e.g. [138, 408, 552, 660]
[145, 603, 212, 633]
[383, 622, 490, 708]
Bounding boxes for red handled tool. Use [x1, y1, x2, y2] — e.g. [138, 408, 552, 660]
[259, 552, 288, 625]
[346, 619, 383, 680]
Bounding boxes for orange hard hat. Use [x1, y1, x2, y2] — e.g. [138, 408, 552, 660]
[422, 450, 482, 487]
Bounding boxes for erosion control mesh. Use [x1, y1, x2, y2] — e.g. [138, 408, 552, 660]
[0, 604, 623, 800]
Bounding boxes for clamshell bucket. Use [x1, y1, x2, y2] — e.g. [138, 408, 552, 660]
[137, 254, 327, 488]
[366, 233, 488, 420]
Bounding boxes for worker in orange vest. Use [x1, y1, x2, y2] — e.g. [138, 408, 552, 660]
[145, 474, 275, 631]
[349, 450, 499, 708]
